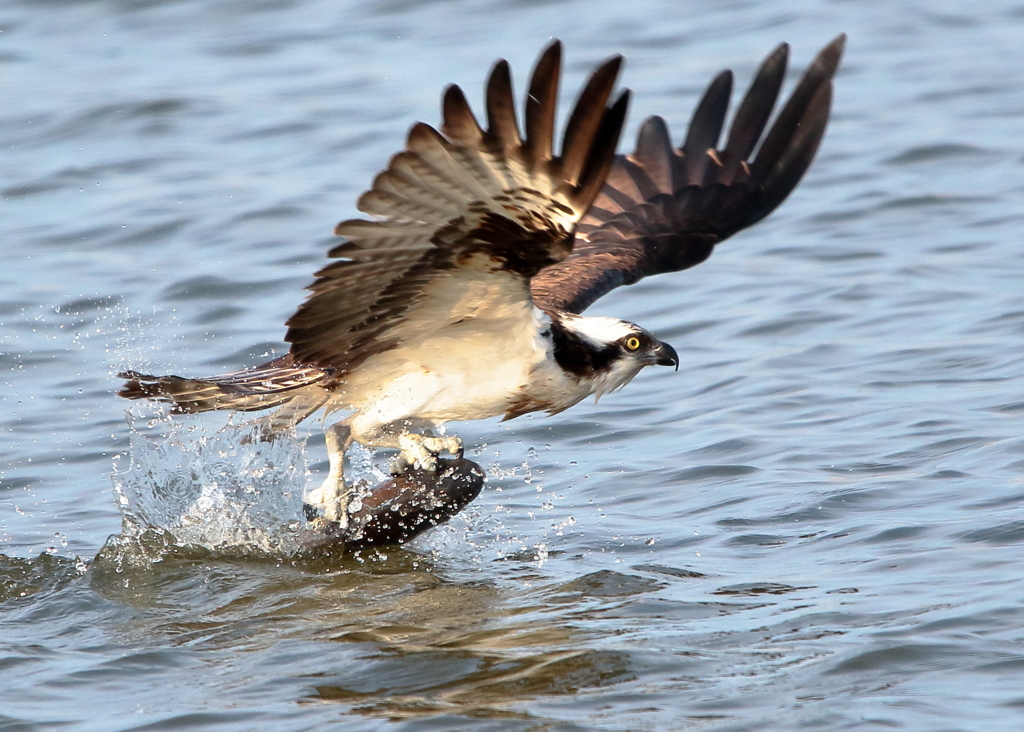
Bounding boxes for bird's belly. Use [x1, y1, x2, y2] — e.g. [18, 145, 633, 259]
[341, 326, 547, 426]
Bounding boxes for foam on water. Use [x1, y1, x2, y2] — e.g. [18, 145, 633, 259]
[111, 411, 318, 556]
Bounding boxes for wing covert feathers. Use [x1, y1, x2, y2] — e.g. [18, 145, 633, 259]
[531, 35, 845, 315]
[286, 40, 629, 371]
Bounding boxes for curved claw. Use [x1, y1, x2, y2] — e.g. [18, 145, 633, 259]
[396, 433, 464, 473]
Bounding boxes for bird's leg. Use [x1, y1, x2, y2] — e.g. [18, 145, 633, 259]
[304, 423, 352, 528]
[390, 432, 464, 474]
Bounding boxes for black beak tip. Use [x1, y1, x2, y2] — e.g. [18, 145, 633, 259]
[656, 342, 679, 371]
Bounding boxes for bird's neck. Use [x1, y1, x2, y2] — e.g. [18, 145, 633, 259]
[549, 314, 617, 378]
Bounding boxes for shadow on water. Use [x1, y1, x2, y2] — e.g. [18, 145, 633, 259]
[0, 415, 653, 725]
[6, 409, 1024, 729]
[0, 552, 86, 604]
[104, 551, 597, 714]
[0, 536, 648, 725]
[0, 410, 756, 727]
[6, 474, 1024, 730]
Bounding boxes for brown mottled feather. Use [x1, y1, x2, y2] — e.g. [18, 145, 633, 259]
[441, 85, 485, 146]
[531, 35, 845, 315]
[523, 42, 561, 170]
[718, 43, 788, 184]
[485, 60, 522, 150]
[117, 354, 327, 414]
[286, 41, 628, 373]
[681, 70, 732, 186]
[562, 55, 624, 188]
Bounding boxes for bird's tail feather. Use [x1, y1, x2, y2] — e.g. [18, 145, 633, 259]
[117, 354, 328, 423]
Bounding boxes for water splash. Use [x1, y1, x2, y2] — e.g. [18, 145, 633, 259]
[112, 412, 319, 557]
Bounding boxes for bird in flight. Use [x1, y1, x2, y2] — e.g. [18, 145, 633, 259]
[120, 36, 845, 532]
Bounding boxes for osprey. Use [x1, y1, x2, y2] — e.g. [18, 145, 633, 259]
[120, 36, 845, 529]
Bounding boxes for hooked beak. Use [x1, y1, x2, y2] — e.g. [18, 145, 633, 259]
[653, 341, 679, 371]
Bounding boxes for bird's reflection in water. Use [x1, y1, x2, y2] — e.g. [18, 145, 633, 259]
[94, 430, 644, 721]
[85, 492, 643, 724]
[301, 462, 641, 721]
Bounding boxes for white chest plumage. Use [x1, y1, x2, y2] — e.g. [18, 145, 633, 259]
[337, 300, 556, 434]
[334, 304, 651, 444]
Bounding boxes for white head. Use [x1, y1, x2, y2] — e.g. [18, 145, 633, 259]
[554, 314, 679, 399]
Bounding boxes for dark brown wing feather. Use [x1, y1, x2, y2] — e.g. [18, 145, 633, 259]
[531, 35, 845, 315]
[285, 41, 630, 372]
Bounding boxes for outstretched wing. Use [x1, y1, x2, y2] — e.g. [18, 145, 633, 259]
[531, 35, 845, 315]
[285, 41, 630, 373]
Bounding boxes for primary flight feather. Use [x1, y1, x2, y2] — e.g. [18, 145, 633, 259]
[119, 36, 845, 530]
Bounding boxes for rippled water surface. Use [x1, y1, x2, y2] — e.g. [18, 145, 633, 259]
[4, 0, 1024, 729]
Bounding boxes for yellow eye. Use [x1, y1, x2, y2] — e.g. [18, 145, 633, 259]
[625, 336, 641, 351]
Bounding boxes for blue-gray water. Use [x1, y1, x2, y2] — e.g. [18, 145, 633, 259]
[3, 0, 1024, 730]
